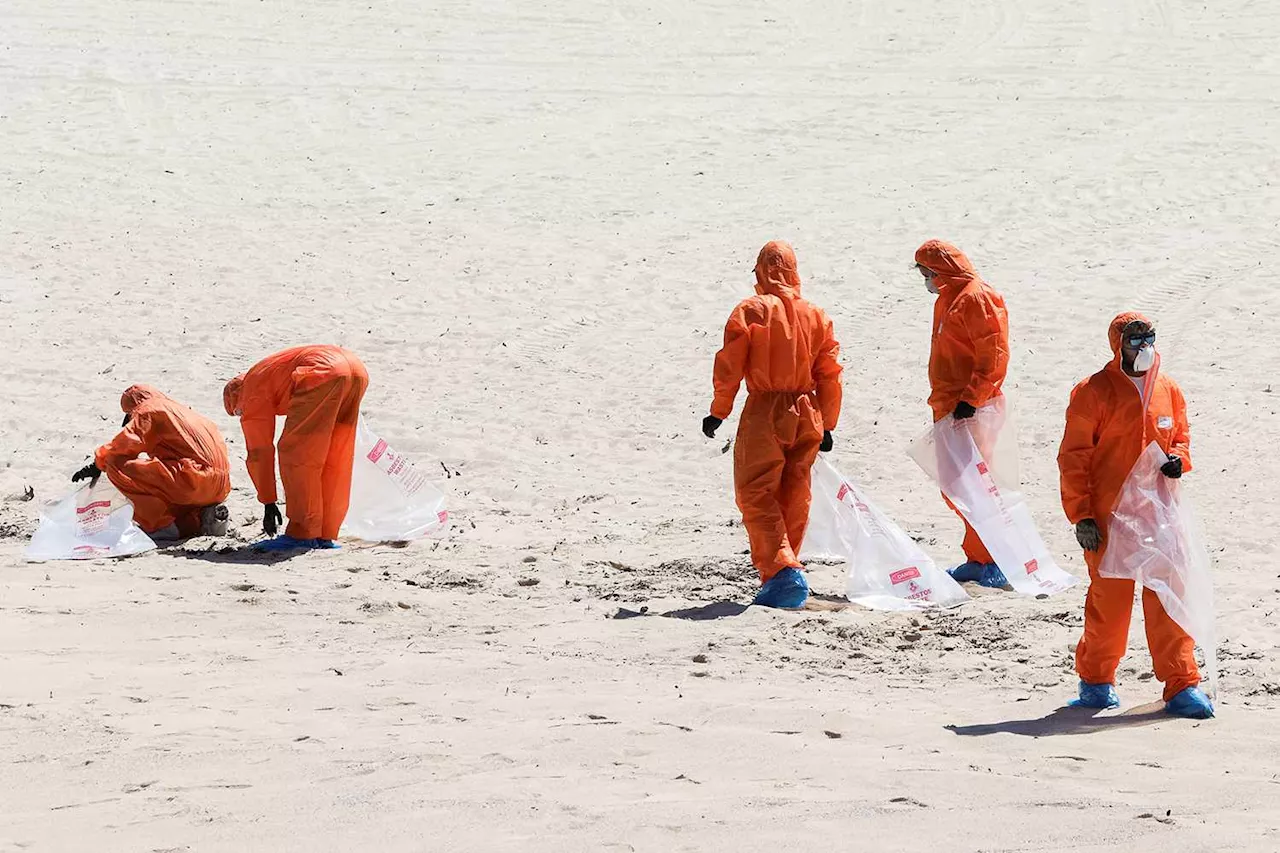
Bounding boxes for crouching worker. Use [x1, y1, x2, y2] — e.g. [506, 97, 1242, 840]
[223, 345, 369, 552]
[72, 384, 231, 539]
[1058, 312, 1213, 719]
[703, 241, 843, 609]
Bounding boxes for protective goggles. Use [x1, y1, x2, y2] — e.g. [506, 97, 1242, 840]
[1125, 332, 1156, 348]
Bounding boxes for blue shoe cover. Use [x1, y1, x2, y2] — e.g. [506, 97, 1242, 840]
[314, 539, 342, 550]
[948, 561, 985, 583]
[253, 535, 317, 552]
[753, 568, 809, 609]
[1070, 680, 1120, 709]
[978, 563, 1009, 588]
[1165, 686, 1214, 719]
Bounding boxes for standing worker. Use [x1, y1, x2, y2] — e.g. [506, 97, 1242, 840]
[223, 345, 369, 551]
[1058, 313, 1213, 718]
[72, 384, 231, 538]
[914, 239, 1010, 587]
[703, 241, 843, 608]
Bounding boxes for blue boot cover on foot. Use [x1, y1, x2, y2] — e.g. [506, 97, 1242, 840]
[1070, 680, 1120, 709]
[1166, 686, 1214, 719]
[253, 535, 317, 552]
[948, 561, 985, 583]
[978, 563, 1009, 588]
[753, 568, 809, 609]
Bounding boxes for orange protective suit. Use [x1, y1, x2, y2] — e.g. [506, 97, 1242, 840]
[711, 241, 843, 582]
[1058, 312, 1198, 700]
[223, 346, 369, 541]
[95, 385, 232, 536]
[916, 239, 1010, 563]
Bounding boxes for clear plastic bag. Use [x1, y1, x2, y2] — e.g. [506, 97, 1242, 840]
[340, 420, 450, 541]
[908, 397, 1077, 597]
[25, 479, 156, 561]
[1099, 441, 1218, 697]
[801, 457, 969, 611]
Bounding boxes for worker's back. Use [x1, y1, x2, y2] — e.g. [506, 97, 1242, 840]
[736, 289, 833, 396]
[118, 385, 229, 475]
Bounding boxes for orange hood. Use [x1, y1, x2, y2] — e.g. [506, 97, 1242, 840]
[754, 240, 802, 298]
[1108, 311, 1153, 359]
[915, 239, 978, 294]
[223, 375, 245, 416]
[120, 384, 164, 413]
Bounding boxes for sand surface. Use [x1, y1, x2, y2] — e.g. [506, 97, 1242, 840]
[3, 0, 1280, 850]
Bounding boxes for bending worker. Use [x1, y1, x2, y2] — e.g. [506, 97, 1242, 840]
[223, 345, 369, 551]
[914, 239, 1010, 587]
[1058, 312, 1213, 718]
[72, 384, 231, 539]
[703, 240, 843, 609]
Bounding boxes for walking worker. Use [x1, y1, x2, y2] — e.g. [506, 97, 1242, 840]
[703, 241, 843, 608]
[223, 345, 369, 551]
[914, 239, 1010, 587]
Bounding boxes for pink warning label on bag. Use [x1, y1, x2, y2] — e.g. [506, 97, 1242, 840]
[1024, 559, 1039, 574]
[837, 483, 850, 501]
[977, 462, 989, 475]
[76, 501, 111, 515]
[367, 439, 388, 463]
[437, 511, 448, 524]
[890, 567, 921, 585]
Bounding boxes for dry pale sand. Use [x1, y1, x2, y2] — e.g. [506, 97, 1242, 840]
[3, 0, 1280, 850]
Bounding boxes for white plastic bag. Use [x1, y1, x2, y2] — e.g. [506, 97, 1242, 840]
[341, 420, 450, 541]
[908, 397, 1077, 597]
[25, 479, 156, 561]
[801, 457, 969, 611]
[1099, 441, 1218, 697]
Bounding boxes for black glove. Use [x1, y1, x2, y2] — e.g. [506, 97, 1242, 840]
[263, 503, 283, 535]
[953, 401, 977, 420]
[820, 430, 833, 453]
[1075, 518, 1102, 552]
[1161, 455, 1183, 479]
[702, 415, 723, 439]
[71, 462, 101, 485]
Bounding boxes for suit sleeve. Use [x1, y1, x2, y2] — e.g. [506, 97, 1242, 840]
[1058, 382, 1099, 524]
[710, 298, 760, 421]
[1169, 382, 1193, 473]
[94, 414, 155, 470]
[960, 293, 1010, 407]
[241, 415, 279, 504]
[813, 311, 843, 431]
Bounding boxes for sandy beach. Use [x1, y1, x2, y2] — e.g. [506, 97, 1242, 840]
[3, 0, 1280, 849]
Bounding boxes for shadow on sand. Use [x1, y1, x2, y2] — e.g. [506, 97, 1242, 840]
[947, 702, 1171, 738]
[154, 541, 303, 567]
[612, 601, 751, 621]
[612, 593, 851, 621]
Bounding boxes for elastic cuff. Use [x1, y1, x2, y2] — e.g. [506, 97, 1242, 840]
[1163, 677, 1201, 703]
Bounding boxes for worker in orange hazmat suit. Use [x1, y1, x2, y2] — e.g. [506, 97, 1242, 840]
[703, 241, 843, 608]
[71, 385, 232, 539]
[1058, 312, 1212, 718]
[914, 239, 1010, 588]
[223, 345, 369, 552]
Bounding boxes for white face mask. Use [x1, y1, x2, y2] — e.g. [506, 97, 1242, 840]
[1132, 346, 1156, 373]
[924, 278, 940, 295]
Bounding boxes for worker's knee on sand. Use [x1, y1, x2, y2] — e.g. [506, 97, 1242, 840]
[199, 504, 230, 537]
[149, 523, 182, 541]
